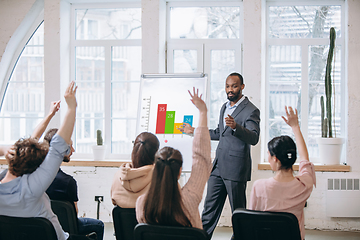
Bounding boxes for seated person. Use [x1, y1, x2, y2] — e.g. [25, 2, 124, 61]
[136, 88, 211, 229]
[0, 82, 89, 240]
[111, 132, 159, 208]
[44, 128, 104, 240]
[249, 106, 316, 240]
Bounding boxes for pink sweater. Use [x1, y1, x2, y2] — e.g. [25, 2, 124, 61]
[136, 127, 212, 229]
[249, 160, 316, 240]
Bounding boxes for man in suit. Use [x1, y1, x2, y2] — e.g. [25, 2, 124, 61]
[180, 72, 260, 238]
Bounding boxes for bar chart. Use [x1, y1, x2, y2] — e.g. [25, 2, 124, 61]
[136, 74, 208, 171]
[155, 104, 193, 134]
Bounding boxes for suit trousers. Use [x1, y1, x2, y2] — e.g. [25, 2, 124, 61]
[201, 164, 247, 238]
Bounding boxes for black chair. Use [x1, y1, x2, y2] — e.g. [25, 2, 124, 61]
[134, 223, 209, 240]
[0, 215, 57, 240]
[51, 199, 79, 234]
[112, 206, 138, 240]
[232, 208, 301, 240]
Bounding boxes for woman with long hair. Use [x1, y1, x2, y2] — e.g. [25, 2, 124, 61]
[111, 132, 160, 208]
[135, 88, 211, 229]
[249, 106, 316, 240]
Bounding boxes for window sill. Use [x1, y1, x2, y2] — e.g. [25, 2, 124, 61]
[0, 159, 130, 168]
[1, 159, 351, 171]
[258, 162, 351, 172]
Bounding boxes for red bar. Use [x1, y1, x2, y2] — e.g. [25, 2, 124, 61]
[156, 104, 167, 134]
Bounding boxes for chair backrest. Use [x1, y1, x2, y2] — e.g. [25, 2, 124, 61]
[0, 215, 58, 240]
[134, 223, 209, 240]
[51, 199, 79, 234]
[232, 208, 301, 240]
[112, 206, 138, 240]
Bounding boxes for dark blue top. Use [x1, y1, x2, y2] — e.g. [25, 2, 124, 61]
[46, 169, 78, 204]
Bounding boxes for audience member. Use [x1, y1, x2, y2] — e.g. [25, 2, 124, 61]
[249, 106, 316, 240]
[0, 82, 92, 240]
[45, 128, 104, 240]
[111, 132, 159, 208]
[135, 88, 211, 229]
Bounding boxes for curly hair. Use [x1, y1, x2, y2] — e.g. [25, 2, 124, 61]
[8, 138, 49, 177]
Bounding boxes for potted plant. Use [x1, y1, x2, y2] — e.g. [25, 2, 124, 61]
[316, 27, 344, 165]
[92, 129, 107, 160]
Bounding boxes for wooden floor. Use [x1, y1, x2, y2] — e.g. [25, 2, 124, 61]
[104, 222, 360, 240]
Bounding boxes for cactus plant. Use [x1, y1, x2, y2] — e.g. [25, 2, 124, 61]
[320, 96, 326, 137]
[321, 27, 336, 138]
[96, 129, 103, 145]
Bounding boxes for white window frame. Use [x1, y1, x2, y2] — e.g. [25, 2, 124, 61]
[264, 0, 346, 163]
[70, 2, 142, 160]
[166, 1, 243, 149]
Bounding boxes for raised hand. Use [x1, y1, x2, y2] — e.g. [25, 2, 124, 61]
[64, 81, 78, 110]
[57, 81, 78, 145]
[188, 87, 207, 128]
[31, 100, 61, 139]
[49, 100, 61, 116]
[281, 106, 299, 128]
[282, 106, 308, 161]
[188, 87, 207, 113]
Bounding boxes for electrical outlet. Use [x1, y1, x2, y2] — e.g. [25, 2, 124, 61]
[95, 196, 104, 202]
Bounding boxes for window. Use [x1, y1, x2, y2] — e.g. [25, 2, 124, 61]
[167, 2, 242, 151]
[71, 4, 142, 158]
[266, 1, 345, 162]
[0, 22, 44, 144]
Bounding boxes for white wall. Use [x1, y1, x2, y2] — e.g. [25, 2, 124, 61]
[0, 0, 36, 62]
[0, 0, 359, 231]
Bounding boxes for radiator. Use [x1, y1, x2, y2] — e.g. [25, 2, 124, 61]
[326, 178, 360, 217]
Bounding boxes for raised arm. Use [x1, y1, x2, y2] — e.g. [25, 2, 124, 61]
[57, 81, 77, 145]
[281, 106, 309, 161]
[188, 87, 207, 127]
[183, 88, 212, 204]
[26, 82, 78, 197]
[31, 100, 60, 139]
[178, 87, 207, 134]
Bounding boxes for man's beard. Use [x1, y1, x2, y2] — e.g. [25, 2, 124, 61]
[227, 90, 241, 102]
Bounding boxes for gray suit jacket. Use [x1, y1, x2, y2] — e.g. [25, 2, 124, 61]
[210, 97, 260, 182]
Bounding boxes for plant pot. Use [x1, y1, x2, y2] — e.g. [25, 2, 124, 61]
[316, 137, 345, 165]
[92, 145, 107, 161]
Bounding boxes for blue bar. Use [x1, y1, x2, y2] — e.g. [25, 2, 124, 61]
[183, 115, 193, 134]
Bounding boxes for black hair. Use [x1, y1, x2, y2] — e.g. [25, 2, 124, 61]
[228, 72, 244, 85]
[268, 135, 297, 170]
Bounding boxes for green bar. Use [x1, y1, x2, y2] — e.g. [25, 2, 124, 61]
[164, 111, 175, 134]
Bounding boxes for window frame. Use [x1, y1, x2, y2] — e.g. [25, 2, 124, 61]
[0, 19, 45, 144]
[263, 0, 346, 163]
[70, 2, 142, 160]
[166, 1, 243, 153]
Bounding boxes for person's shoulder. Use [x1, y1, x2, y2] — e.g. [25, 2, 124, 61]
[253, 178, 272, 189]
[243, 97, 259, 110]
[57, 169, 77, 184]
